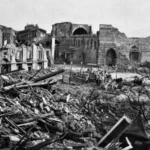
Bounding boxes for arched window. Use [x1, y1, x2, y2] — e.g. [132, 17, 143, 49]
[73, 28, 88, 35]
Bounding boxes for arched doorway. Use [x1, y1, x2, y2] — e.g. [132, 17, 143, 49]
[73, 28, 88, 35]
[129, 46, 140, 64]
[106, 49, 117, 66]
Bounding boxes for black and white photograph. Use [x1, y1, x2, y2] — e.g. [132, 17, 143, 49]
[0, 0, 150, 149]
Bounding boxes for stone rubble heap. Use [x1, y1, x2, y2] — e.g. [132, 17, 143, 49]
[0, 68, 150, 150]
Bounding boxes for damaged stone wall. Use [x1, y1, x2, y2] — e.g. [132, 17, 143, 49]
[129, 37, 150, 63]
[0, 26, 16, 46]
[98, 25, 132, 66]
[68, 35, 98, 64]
[98, 24, 150, 66]
[52, 22, 150, 66]
[52, 22, 92, 38]
[83, 36, 98, 64]
[0, 25, 16, 50]
[52, 22, 72, 37]
[52, 22, 96, 64]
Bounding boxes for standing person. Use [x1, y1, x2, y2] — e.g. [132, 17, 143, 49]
[96, 72, 99, 86]
[87, 68, 90, 74]
[105, 70, 110, 83]
[106, 71, 112, 82]
[85, 73, 89, 83]
[98, 72, 102, 86]
[91, 67, 93, 73]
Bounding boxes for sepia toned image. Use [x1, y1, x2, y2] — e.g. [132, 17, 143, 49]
[0, 0, 150, 149]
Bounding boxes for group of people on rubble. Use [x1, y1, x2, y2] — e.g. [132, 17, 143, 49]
[83, 66, 123, 91]
[79, 64, 148, 91]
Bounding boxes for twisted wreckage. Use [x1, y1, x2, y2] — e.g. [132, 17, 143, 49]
[0, 66, 150, 150]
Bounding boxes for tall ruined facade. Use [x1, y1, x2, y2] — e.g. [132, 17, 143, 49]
[52, 22, 150, 66]
[51, 22, 98, 64]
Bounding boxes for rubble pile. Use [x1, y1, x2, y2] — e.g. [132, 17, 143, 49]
[0, 68, 150, 149]
[8, 68, 54, 81]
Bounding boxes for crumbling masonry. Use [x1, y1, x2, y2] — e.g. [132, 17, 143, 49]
[0, 24, 52, 73]
[1, 22, 150, 73]
[51, 22, 150, 66]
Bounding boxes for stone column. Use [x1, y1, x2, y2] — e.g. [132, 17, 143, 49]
[32, 43, 38, 70]
[22, 45, 28, 71]
[40, 44, 48, 69]
[51, 37, 55, 64]
[11, 48, 17, 71]
[43, 48, 48, 68]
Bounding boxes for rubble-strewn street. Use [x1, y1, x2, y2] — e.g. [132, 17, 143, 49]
[0, 66, 150, 150]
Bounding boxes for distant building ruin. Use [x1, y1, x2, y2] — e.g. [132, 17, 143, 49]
[0, 24, 52, 73]
[51, 22, 150, 66]
[1, 22, 150, 73]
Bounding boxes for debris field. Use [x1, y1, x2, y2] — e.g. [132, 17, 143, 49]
[0, 67, 150, 150]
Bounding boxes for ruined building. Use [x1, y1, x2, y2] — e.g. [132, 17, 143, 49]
[1, 22, 150, 73]
[0, 24, 52, 73]
[17, 24, 47, 45]
[51, 22, 150, 66]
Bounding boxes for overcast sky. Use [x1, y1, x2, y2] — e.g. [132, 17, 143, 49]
[0, 0, 150, 37]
